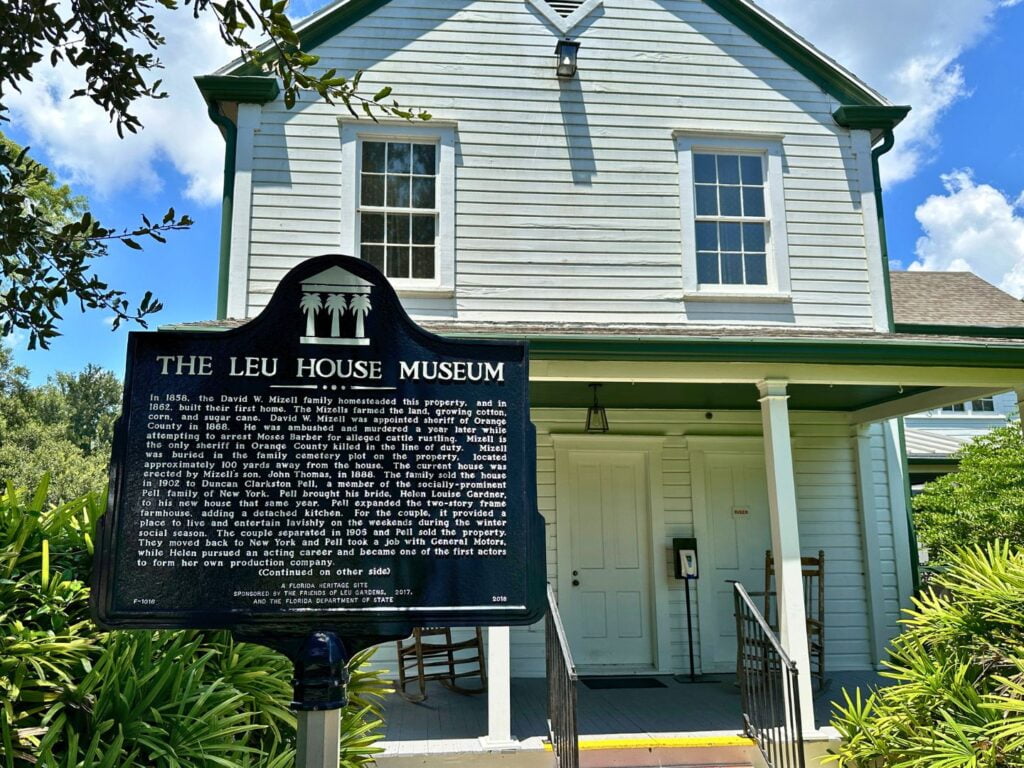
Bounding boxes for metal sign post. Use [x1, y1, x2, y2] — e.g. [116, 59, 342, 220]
[293, 632, 346, 768]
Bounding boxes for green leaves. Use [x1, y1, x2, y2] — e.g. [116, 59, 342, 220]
[0, 480, 390, 767]
[827, 543, 1024, 768]
[914, 425, 1024, 560]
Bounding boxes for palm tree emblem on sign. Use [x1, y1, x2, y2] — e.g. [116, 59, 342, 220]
[325, 293, 348, 337]
[350, 294, 372, 338]
[299, 292, 323, 338]
[298, 266, 373, 346]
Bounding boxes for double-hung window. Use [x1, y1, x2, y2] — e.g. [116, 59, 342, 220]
[358, 140, 437, 280]
[677, 135, 791, 298]
[341, 121, 455, 294]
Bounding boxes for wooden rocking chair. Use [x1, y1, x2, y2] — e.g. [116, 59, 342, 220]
[763, 549, 826, 690]
[395, 627, 488, 702]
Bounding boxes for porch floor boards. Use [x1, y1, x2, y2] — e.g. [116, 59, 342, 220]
[378, 670, 889, 744]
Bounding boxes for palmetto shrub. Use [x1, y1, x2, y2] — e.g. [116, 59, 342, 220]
[0, 480, 391, 767]
[828, 542, 1024, 768]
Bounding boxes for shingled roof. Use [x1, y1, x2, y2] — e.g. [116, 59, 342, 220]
[890, 271, 1024, 330]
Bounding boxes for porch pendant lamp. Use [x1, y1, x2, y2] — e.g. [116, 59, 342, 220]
[585, 383, 609, 433]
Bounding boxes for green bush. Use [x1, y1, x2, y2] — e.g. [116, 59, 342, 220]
[914, 425, 1024, 558]
[828, 542, 1024, 767]
[0, 480, 392, 767]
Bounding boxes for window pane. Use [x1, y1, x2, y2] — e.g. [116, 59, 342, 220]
[717, 154, 740, 185]
[697, 252, 719, 284]
[742, 222, 766, 252]
[744, 253, 767, 285]
[387, 142, 411, 173]
[740, 155, 763, 186]
[719, 186, 742, 217]
[411, 215, 435, 245]
[695, 221, 718, 251]
[361, 244, 384, 271]
[695, 184, 718, 216]
[694, 154, 717, 183]
[721, 252, 743, 284]
[720, 222, 742, 252]
[943, 403, 967, 412]
[412, 176, 435, 208]
[742, 187, 765, 217]
[362, 142, 385, 173]
[412, 247, 435, 279]
[387, 213, 410, 243]
[386, 175, 410, 207]
[388, 245, 410, 278]
[361, 174, 384, 207]
[413, 144, 436, 175]
[972, 398, 995, 412]
[360, 212, 384, 243]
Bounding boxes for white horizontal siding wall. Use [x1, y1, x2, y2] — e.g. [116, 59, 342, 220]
[241, 0, 879, 327]
[507, 408, 900, 678]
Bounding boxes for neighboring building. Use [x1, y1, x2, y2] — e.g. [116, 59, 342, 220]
[890, 272, 1024, 487]
[191, 0, 1024, 764]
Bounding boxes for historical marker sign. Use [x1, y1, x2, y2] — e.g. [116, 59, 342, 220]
[93, 255, 545, 649]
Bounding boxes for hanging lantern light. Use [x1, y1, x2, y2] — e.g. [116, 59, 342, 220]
[585, 383, 609, 433]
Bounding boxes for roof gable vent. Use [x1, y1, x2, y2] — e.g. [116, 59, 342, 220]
[545, 0, 584, 17]
[527, 0, 602, 34]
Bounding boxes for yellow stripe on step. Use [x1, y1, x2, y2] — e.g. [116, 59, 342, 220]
[542, 735, 756, 751]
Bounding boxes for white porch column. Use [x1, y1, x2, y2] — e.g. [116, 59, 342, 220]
[854, 424, 888, 667]
[481, 626, 515, 749]
[757, 379, 816, 732]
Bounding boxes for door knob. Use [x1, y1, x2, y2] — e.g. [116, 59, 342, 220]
[572, 579, 580, 587]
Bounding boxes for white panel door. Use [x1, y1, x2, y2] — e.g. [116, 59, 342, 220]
[562, 450, 654, 668]
[699, 452, 772, 673]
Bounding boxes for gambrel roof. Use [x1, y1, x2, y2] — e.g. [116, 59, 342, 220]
[209, 0, 894, 109]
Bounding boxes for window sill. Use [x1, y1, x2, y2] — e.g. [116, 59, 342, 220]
[683, 291, 792, 303]
[394, 286, 455, 299]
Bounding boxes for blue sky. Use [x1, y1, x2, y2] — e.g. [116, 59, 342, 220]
[6, 0, 1024, 383]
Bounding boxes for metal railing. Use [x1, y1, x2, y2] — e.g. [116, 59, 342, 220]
[545, 584, 579, 768]
[733, 581, 806, 768]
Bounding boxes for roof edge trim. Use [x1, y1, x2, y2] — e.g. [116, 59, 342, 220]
[894, 323, 1024, 340]
[833, 105, 911, 130]
[195, 75, 281, 104]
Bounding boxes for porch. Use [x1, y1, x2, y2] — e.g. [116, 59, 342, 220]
[378, 671, 884, 743]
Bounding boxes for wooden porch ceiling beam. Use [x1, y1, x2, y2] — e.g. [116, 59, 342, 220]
[848, 386, 1007, 426]
[529, 361, 1024, 389]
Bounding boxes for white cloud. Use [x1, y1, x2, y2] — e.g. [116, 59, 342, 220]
[908, 169, 1024, 297]
[7, 5, 235, 204]
[757, 0, 1021, 185]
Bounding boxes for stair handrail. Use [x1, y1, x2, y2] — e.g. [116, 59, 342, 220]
[545, 583, 579, 768]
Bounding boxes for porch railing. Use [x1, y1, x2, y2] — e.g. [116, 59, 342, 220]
[545, 583, 579, 768]
[733, 581, 806, 768]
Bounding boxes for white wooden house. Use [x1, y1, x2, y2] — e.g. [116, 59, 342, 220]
[192, 0, 1024, 764]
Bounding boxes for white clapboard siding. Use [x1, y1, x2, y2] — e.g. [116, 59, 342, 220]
[240, 0, 880, 326]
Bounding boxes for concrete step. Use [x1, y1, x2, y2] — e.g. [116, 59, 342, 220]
[574, 733, 759, 768]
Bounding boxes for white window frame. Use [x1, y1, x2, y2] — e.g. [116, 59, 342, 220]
[340, 119, 456, 296]
[676, 133, 791, 300]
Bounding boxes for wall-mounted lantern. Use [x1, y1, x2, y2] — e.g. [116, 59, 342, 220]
[554, 39, 580, 78]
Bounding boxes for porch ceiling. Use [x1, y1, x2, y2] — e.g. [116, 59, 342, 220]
[529, 380, 937, 412]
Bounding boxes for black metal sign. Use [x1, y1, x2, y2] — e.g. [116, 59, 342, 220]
[93, 254, 545, 657]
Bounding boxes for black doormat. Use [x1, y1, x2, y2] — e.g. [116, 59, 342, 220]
[581, 676, 667, 690]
